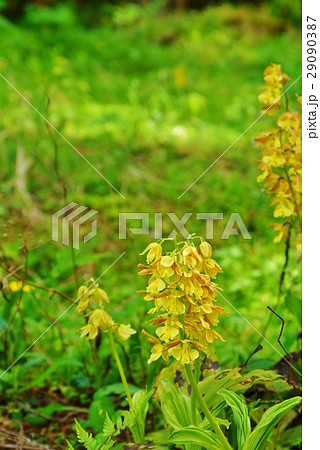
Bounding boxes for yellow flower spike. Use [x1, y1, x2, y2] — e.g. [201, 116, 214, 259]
[80, 323, 99, 340]
[115, 324, 136, 341]
[139, 238, 227, 364]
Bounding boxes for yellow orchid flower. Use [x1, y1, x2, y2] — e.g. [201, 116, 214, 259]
[169, 341, 199, 364]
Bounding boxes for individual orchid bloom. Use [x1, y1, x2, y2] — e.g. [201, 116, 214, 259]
[115, 324, 136, 341]
[155, 317, 183, 341]
[156, 255, 177, 280]
[295, 233, 302, 254]
[146, 277, 166, 294]
[80, 323, 99, 340]
[270, 197, 295, 218]
[169, 341, 199, 364]
[88, 309, 114, 330]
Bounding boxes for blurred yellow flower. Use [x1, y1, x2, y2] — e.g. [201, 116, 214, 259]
[77, 283, 136, 342]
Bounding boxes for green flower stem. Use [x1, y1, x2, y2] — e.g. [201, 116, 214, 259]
[185, 364, 232, 450]
[108, 331, 133, 410]
[190, 358, 201, 425]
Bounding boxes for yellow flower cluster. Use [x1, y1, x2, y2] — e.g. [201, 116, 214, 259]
[138, 239, 227, 365]
[258, 63, 290, 115]
[77, 282, 136, 341]
[256, 64, 302, 252]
